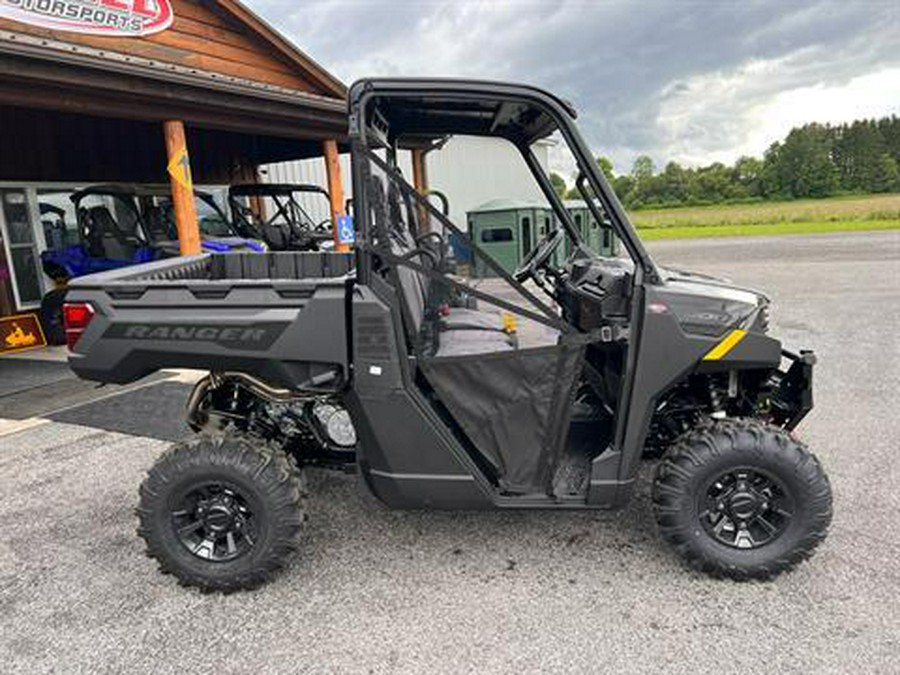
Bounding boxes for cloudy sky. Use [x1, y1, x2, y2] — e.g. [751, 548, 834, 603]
[247, 0, 900, 173]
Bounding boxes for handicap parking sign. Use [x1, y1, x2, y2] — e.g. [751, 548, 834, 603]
[337, 215, 355, 244]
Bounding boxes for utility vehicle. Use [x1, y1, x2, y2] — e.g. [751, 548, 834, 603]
[228, 183, 336, 251]
[39, 184, 265, 343]
[64, 79, 832, 591]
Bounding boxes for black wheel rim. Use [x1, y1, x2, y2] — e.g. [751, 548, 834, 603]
[699, 468, 793, 550]
[171, 481, 257, 562]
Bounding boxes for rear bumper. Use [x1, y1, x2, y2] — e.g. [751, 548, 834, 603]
[771, 349, 816, 430]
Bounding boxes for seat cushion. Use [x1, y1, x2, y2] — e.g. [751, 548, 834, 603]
[435, 336, 515, 357]
[434, 318, 514, 357]
[439, 307, 503, 331]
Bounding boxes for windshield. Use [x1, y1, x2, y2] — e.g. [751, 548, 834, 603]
[195, 195, 234, 238]
[147, 194, 235, 241]
[231, 188, 330, 233]
[531, 131, 623, 260]
[73, 192, 144, 243]
[351, 83, 663, 292]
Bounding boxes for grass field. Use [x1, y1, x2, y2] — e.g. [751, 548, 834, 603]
[630, 193, 900, 239]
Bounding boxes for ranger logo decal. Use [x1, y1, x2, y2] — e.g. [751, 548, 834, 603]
[104, 323, 286, 351]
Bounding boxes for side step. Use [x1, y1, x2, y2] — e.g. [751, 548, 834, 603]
[552, 451, 592, 497]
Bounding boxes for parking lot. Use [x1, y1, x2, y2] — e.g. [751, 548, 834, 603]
[1, 230, 898, 674]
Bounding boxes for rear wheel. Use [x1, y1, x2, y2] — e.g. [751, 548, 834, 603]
[137, 433, 306, 592]
[39, 287, 67, 346]
[652, 419, 832, 580]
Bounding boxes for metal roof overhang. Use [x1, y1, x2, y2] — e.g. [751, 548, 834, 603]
[0, 30, 348, 143]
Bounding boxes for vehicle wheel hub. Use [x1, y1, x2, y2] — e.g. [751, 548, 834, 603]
[700, 469, 793, 550]
[201, 502, 236, 532]
[727, 490, 761, 520]
[171, 483, 256, 562]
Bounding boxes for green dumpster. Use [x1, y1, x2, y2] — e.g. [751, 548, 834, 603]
[564, 199, 618, 257]
[467, 199, 553, 277]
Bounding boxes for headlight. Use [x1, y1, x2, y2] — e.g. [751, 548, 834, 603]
[312, 402, 357, 447]
[325, 409, 356, 447]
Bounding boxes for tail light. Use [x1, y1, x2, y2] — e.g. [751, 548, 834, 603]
[62, 302, 96, 350]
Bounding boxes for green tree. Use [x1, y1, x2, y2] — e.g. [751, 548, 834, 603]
[549, 172, 568, 199]
[631, 155, 655, 182]
[772, 125, 839, 198]
[661, 161, 690, 203]
[596, 156, 616, 182]
[834, 120, 887, 191]
[612, 175, 635, 205]
[872, 153, 900, 193]
[760, 142, 785, 197]
[733, 156, 763, 197]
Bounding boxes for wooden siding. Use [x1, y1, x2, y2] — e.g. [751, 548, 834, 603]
[0, 0, 330, 94]
[0, 106, 325, 183]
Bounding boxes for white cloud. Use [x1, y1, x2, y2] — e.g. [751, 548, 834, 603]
[755, 67, 900, 148]
[656, 58, 900, 168]
[247, 0, 900, 172]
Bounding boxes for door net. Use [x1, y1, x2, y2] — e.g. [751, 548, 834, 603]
[362, 149, 586, 494]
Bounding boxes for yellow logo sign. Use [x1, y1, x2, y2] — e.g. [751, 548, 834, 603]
[167, 146, 193, 190]
[0, 314, 46, 354]
[5, 322, 37, 348]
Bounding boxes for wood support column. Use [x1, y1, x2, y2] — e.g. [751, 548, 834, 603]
[322, 140, 348, 252]
[411, 148, 429, 195]
[163, 120, 201, 256]
[411, 148, 430, 234]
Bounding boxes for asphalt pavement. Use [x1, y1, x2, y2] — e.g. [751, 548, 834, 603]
[1, 230, 898, 674]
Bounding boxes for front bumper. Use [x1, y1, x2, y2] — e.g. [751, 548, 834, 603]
[770, 349, 816, 430]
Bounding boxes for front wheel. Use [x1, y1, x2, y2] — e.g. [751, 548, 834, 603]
[137, 434, 307, 592]
[652, 419, 832, 580]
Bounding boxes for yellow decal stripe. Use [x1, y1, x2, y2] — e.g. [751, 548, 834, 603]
[703, 329, 748, 361]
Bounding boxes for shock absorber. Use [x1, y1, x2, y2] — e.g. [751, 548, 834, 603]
[709, 378, 726, 419]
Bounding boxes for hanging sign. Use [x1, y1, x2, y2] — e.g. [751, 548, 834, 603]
[0, 313, 46, 354]
[0, 0, 174, 37]
[167, 146, 193, 191]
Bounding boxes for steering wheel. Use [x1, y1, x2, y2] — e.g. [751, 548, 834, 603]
[514, 228, 563, 283]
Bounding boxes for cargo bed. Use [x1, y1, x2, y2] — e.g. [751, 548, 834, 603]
[65, 252, 355, 388]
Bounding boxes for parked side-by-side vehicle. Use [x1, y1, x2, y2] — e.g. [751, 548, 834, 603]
[228, 183, 336, 252]
[63, 79, 832, 591]
[39, 184, 266, 344]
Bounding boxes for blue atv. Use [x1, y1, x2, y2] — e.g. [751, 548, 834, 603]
[40, 184, 265, 344]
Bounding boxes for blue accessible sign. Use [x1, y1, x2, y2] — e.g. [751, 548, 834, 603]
[337, 215, 355, 244]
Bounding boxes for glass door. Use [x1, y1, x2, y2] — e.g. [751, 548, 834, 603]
[0, 188, 45, 309]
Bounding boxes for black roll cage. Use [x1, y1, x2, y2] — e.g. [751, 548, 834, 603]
[71, 184, 236, 245]
[360, 146, 567, 332]
[347, 78, 660, 471]
[347, 78, 659, 285]
[228, 183, 332, 235]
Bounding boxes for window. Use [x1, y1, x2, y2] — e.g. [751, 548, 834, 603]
[37, 190, 80, 250]
[481, 227, 513, 243]
[77, 193, 141, 240]
[521, 217, 532, 256]
[0, 189, 44, 305]
[195, 195, 233, 238]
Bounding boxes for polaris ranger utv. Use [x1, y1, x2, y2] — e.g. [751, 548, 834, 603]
[228, 183, 336, 252]
[64, 79, 831, 592]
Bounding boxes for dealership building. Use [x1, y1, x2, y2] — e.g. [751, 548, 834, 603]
[0, 0, 348, 324]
